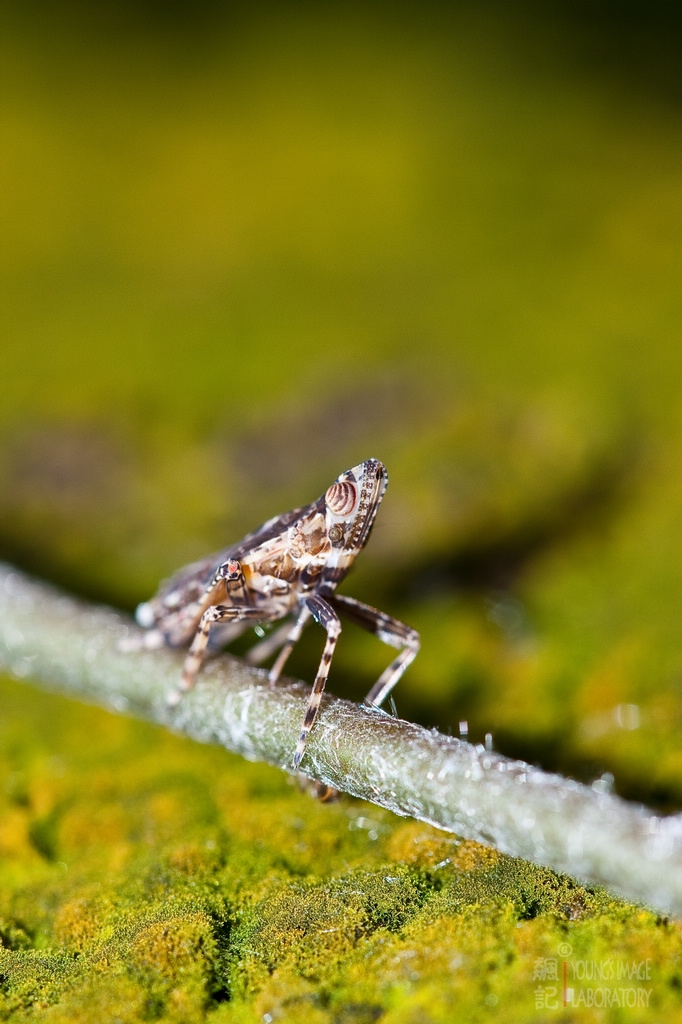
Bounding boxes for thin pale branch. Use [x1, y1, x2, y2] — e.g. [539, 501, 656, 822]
[0, 562, 680, 915]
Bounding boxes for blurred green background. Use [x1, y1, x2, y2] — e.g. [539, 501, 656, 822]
[2, 0, 682, 811]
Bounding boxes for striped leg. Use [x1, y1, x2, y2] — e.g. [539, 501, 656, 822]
[149, 558, 251, 656]
[267, 604, 312, 683]
[329, 593, 420, 708]
[210, 558, 249, 607]
[167, 604, 264, 708]
[292, 595, 341, 770]
[182, 558, 250, 635]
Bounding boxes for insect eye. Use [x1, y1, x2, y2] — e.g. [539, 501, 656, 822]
[325, 480, 357, 516]
[329, 524, 344, 544]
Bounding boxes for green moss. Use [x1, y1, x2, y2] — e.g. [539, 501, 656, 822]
[0, 678, 680, 1021]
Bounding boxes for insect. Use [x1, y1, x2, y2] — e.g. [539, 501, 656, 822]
[135, 458, 419, 769]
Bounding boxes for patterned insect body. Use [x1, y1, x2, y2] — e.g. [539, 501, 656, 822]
[135, 459, 419, 769]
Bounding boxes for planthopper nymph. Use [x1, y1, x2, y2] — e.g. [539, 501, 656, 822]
[134, 459, 420, 769]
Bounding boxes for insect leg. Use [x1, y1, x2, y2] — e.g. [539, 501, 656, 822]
[292, 595, 341, 770]
[176, 559, 250, 637]
[267, 604, 313, 683]
[210, 558, 250, 606]
[167, 605, 264, 708]
[328, 593, 420, 708]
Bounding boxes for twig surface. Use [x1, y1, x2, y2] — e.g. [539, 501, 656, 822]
[0, 562, 680, 915]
